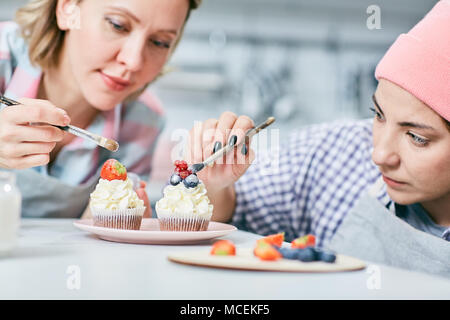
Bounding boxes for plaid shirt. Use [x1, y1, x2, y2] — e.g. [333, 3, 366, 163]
[0, 21, 165, 186]
[233, 119, 450, 246]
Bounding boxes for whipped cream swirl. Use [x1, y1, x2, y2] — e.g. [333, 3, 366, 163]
[155, 182, 213, 219]
[90, 178, 144, 210]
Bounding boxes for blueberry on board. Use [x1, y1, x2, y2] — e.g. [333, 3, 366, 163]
[170, 173, 182, 186]
[183, 174, 199, 188]
[296, 247, 316, 262]
[277, 247, 297, 260]
[316, 249, 337, 263]
[283, 249, 298, 260]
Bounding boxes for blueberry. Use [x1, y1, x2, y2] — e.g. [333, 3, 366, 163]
[296, 247, 317, 262]
[273, 246, 292, 259]
[281, 248, 298, 260]
[275, 247, 295, 259]
[316, 249, 337, 263]
[183, 174, 199, 188]
[275, 247, 288, 254]
[169, 173, 182, 186]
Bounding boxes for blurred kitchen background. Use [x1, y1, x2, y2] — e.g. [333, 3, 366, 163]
[0, 0, 439, 207]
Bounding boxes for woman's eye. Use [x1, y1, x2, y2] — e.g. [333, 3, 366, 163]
[151, 39, 171, 49]
[407, 132, 429, 146]
[106, 18, 127, 32]
[369, 107, 384, 121]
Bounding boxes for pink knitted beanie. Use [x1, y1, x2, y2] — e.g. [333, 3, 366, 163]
[375, 0, 450, 121]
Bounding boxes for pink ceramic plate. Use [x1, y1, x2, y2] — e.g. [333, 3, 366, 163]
[73, 218, 237, 245]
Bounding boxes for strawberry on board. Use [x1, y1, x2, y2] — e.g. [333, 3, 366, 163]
[261, 232, 285, 247]
[291, 234, 316, 249]
[253, 239, 282, 261]
[210, 240, 236, 256]
[100, 159, 127, 181]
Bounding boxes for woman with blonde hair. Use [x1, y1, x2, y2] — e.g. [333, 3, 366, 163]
[0, 0, 200, 217]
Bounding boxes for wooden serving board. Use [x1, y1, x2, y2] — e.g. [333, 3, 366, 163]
[168, 248, 366, 273]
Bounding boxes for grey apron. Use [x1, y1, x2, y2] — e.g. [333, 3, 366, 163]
[14, 168, 99, 218]
[326, 192, 450, 279]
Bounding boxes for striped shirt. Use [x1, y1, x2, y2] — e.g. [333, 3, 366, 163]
[233, 119, 450, 246]
[0, 22, 164, 191]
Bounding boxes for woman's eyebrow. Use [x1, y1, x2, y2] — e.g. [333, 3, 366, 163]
[105, 5, 178, 35]
[106, 5, 141, 23]
[372, 94, 435, 130]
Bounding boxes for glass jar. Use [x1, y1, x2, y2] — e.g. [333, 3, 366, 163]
[0, 171, 21, 256]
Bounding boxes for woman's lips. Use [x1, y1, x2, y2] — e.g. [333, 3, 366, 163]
[382, 175, 406, 188]
[99, 71, 131, 91]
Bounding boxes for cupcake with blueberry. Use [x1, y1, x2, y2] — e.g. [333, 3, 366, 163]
[155, 160, 213, 231]
[90, 159, 146, 230]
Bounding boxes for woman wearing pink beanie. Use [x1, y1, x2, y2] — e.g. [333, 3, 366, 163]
[182, 1, 450, 277]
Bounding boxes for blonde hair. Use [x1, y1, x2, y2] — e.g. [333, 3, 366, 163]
[15, 0, 201, 71]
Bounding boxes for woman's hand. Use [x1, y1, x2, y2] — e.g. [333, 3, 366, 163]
[184, 111, 255, 198]
[0, 98, 70, 169]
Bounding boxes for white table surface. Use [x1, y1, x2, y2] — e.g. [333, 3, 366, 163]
[0, 218, 449, 300]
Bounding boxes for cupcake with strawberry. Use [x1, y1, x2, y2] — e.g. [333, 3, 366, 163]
[90, 159, 146, 230]
[155, 160, 213, 231]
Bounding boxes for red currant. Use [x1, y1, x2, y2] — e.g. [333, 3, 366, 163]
[178, 160, 188, 170]
[179, 170, 189, 179]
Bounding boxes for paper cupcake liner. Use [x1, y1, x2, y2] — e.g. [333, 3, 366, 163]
[91, 207, 145, 230]
[158, 217, 210, 231]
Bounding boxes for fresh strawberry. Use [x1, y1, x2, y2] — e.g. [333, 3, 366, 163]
[210, 240, 236, 256]
[262, 232, 285, 247]
[291, 234, 316, 249]
[253, 239, 282, 261]
[100, 159, 127, 181]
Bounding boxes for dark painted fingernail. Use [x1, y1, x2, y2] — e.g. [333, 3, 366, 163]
[213, 141, 222, 154]
[241, 143, 248, 155]
[228, 135, 237, 146]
